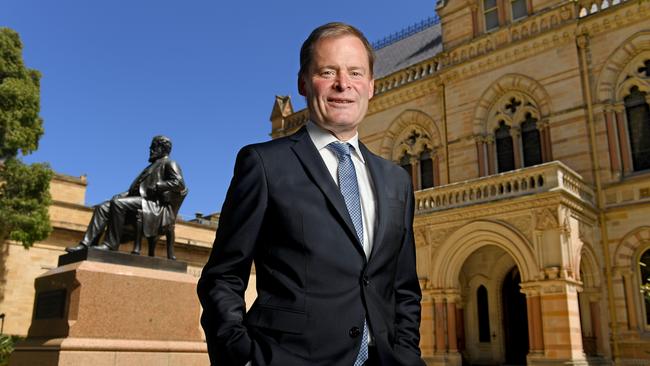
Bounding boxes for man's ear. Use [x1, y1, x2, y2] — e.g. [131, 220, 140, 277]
[298, 75, 307, 96]
[368, 78, 375, 100]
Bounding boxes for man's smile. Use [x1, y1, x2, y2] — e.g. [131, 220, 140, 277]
[327, 97, 355, 105]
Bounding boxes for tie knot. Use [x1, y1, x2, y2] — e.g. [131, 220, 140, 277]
[327, 142, 352, 160]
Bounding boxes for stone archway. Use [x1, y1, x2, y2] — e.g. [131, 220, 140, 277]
[431, 220, 539, 290]
[430, 221, 538, 366]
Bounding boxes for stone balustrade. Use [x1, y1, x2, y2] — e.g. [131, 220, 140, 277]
[414, 161, 595, 213]
[577, 0, 628, 18]
[374, 58, 440, 95]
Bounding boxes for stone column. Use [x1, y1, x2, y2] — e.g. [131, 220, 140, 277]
[486, 135, 496, 175]
[476, 136, 486, 177]
[614, 105, 632, 173]
[512, 127, 523, 169]
[420, 291, 435, 358]
[471, 4, 479, 37]
[621, 270, 638, 331]
[497, 0, 506, 25]
[540, 119, 553, 162]
[603, 107, 621, 175]
[521, 285, 544, 355]
[446, 294, 459, 352]
[456, 306, 465, 352]
[537, 279, 587, 363]
[410, 156, 420, 189]
[433, 155, 441, 186]
[433, 293, 447, 354]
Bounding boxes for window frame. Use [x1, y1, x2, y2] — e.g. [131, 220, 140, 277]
[483, 0, 500, 32]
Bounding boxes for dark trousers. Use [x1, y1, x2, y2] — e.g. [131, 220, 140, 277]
[81, 196, 142, 249]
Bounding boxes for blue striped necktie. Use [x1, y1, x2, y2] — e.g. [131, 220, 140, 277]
[326, 142, 369, 366]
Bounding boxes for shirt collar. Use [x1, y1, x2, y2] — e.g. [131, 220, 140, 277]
[306, 121, 365, 164]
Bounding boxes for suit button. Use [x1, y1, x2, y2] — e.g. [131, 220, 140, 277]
[349, 326, 361, 338]
[362, 276, 370, 286]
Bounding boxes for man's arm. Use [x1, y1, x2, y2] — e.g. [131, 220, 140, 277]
[156, 160, 185, 193]
[197, 145, 267, 366]
[392, 180, 424, 362]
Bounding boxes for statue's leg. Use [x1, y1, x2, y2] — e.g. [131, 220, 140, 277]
[132, 210, 143, 255]
[66, 200, 111, 252]
[99, 196, 142, 250]
[147, 236, 158, 257]
[166, 225, 176, 260]
[83, 200, 111, 245]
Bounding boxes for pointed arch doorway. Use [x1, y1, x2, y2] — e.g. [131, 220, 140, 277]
[502, 267, 529, 365]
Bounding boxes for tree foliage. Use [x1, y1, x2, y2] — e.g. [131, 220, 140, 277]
[0, 28, 52, 248]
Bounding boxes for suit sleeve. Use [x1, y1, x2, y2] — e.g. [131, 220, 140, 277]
[156, 160, 186, 193]
[197, 145, 268, 366]
[393, 178, 424, 361]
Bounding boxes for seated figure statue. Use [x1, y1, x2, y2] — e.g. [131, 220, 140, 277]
[66, 135, 187, 260]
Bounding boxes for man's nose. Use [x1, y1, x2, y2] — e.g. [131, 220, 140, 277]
[334, 73, 350, 91]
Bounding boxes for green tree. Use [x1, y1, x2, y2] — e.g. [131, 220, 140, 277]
[0, 27, 52, 248]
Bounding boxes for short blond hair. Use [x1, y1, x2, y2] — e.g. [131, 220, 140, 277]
[299, 22, 375, 78]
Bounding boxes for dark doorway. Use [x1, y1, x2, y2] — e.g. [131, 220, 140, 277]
[502, 267, 529, 365]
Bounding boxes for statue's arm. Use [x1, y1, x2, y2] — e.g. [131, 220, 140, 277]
[112, 191, 129, 199]
[156, 160, 186, 193]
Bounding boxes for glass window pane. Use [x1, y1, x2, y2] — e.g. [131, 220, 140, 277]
[478, 286, 491, 342]
[420, 157, 434, 189]
[484, 0, 497, 9]
[640, 249, 650, 327]
[521, 115, 542, 167]
[625, 87, 650, 171]
[496, 122, 515, 172]
[512, 0, 528, 20]
[485, 10, 499, 31]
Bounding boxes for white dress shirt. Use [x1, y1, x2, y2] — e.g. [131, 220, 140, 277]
[306, 121, 377, 259]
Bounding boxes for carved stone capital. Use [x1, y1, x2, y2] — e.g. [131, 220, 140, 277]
[576, 33, 590, 49]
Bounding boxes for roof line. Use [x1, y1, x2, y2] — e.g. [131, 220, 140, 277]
[372, 15, 441, 50]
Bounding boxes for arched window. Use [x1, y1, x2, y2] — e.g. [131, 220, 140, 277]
[392, 126, 440, 190]
[399, 153, 413, 181]
[477, 285, 491, 342]
[419, 149, 434, 189]
[521, 113, 542, 167]
[640, 248, 650, 328]
[624, 86, 650, 171]
[483, 0, 499, 31]
[510, 0, 527, 20]
[496, 121, 515, 172]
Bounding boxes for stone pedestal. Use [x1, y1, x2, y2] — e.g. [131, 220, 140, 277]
[10, 250, 208, 366]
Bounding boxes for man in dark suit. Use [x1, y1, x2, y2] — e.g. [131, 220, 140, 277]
[66, 135, 186, 253]
[197, 23, 424, 366]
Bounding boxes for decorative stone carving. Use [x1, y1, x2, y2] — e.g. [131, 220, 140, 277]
[507, 215, 533, 244]
[534, 208, 559, 230]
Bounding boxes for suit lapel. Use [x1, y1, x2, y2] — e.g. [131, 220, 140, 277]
[359, 143, 390, 261]
[290, 128, 364, 254]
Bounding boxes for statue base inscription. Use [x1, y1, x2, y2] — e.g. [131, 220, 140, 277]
[10, 256, 208, 366]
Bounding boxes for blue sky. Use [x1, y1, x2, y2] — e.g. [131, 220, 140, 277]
[2, 0, 437, 220]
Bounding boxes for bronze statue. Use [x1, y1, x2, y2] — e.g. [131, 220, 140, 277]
[66, 135, 187, 260]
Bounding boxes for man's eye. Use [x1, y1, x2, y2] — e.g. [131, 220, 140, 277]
[320, 70, 335, 77]
[350, 71, 363, 77]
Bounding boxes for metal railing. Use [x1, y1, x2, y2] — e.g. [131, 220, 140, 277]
[372, 15, 441, 50]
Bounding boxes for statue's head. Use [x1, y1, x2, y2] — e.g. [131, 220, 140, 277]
[149, 135, 172, 162]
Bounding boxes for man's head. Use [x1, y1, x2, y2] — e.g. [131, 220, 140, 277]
[298, 22, 375, 141]
[149, 135, 172, 162]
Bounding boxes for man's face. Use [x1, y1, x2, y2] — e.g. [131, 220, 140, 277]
[148, 141, 165, 162]
[299, 35, 374, 141]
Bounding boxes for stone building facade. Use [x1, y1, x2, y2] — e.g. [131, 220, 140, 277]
[270, 0, 650, 365]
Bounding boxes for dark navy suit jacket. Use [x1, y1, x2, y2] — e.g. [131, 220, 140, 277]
[197, 127, 424, 366]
